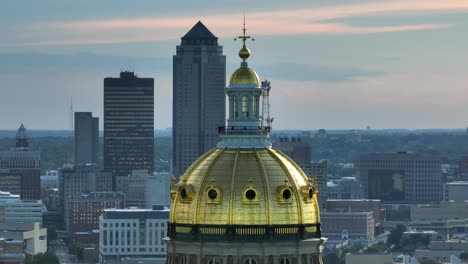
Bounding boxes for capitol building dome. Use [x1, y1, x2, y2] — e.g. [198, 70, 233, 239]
[171, 148, 320, 227]
[166, 20, 325, 264]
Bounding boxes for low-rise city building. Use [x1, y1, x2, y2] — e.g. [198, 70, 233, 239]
[444, 181, 468, 202]
[70, 192, 125, 239]
[325, 199, 382, 232]
[147, 172, 171, 208]
[99, 205, 169, 264]
[327, 177, 364, 200]
[40, 170, 59, 190]
[0, 222, 46, 254]
[321, 211, 374, 245]
[345, 253, 392, 264]
[0, 192, 43, 224]
[410, 201, 468, 238]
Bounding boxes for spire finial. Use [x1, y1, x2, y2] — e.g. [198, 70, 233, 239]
[235, 14, 254, 62]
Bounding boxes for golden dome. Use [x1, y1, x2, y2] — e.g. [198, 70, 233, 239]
[229, 66, 260, 85]
[170, 148, 320, 226]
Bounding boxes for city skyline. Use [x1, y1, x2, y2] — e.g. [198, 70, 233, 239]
[1, 0, 468, 130]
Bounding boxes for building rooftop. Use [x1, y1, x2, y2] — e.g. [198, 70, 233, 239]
[102, 207, 170, 220]
[446, 181, 468, 185]
[181, 21, 218, 45]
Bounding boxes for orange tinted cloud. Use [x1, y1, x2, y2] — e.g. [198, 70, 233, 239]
[14, 0, 468, 46]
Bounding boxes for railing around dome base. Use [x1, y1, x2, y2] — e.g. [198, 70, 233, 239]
[168, 223, 321, 242]
[218, 126, 271, 136]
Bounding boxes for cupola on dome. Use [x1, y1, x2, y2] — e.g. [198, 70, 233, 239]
[229, 66, 260, 85]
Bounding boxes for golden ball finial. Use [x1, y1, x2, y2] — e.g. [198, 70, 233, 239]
[239, 46, 250, 61]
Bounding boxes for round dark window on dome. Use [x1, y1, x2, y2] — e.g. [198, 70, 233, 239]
[180, 188, 187, 199]
[245, 189, 256, 200]
[308, 188, 313, 199]
[282, 189, 292, 200]
[208, 189, 218, 200]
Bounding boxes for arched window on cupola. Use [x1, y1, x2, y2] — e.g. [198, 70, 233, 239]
[252, 95, 258, 117]
[242, 96, 249, 117]
[233, 96, 238, 117]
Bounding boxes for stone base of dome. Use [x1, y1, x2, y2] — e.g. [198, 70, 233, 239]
[165, 237, 326, 264]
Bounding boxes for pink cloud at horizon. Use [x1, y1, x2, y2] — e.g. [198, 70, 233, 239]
[7, 0, 468, 47]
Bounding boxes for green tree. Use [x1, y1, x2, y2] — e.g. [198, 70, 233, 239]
[343, 243, 364, 254]
[25, 252, 59, 264]
[323, 252, 343, 264]
[47, 227, 57, 242]
[68, 242, 84, 261]
[365, 241, 388, 253]
[386, 224, 407, 249]
[419, 257, 441, 264]
[401, 233, 431, 252]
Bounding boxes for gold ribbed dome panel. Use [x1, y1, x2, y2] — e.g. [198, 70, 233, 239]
[229, 67, 260, 85]
[170, 148, 320, 226]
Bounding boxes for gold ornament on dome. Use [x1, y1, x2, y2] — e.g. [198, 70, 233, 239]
[300, 177, 318, 203]
[241, 179, 260, 205]
[276, 179, 294, 204]
[205, 179, 223, 204]
[170, 176, 178, 201]
[178, 178, 195, 204]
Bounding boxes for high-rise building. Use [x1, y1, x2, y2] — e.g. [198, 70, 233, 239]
[74, 112, 99, 165]
[0, 124, 41, 200]
[115, 169, 149, 208]
[172, 21, 226, 178]
[104, 71, 154, 188]
[458, 156, 468, 179]
[166, 23, 324, 264]
[59, 164, 113, 232]
[357, 152, 442, 203]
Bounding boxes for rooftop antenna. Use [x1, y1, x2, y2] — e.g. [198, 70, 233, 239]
[261, 80, 272, 127]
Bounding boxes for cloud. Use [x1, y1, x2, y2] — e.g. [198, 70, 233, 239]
[5, 0, 468, 46]
[0, 52, 172, 75]
[256, 63, 384, 83]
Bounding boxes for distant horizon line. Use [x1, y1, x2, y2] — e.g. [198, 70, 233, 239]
[0, 128, 466, 132]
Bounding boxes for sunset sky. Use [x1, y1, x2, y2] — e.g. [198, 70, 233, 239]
[1, 0, 467, 130]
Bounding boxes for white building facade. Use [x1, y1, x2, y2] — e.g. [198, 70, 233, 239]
[99, 205, 169, 263]
[444, 181, 468, 202]
[147, 172, 171, 208]
[0, 191, 43, 224]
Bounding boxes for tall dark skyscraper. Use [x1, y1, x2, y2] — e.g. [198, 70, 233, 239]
[74, 112, 98, 165]
[104, 71, 154, 188]
[172, 21, 226, 177]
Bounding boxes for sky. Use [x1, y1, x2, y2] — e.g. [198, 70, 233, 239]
[1, 0, 467, 130]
